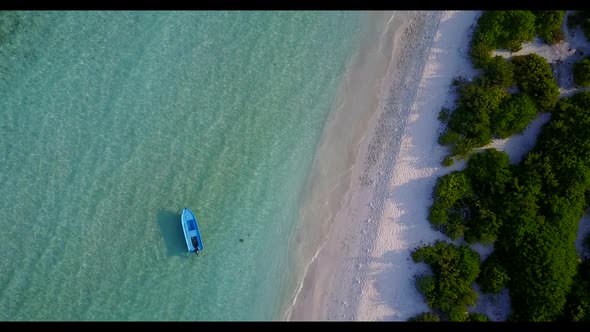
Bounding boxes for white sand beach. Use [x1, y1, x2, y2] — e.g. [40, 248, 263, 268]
[288, 10, 590, 321]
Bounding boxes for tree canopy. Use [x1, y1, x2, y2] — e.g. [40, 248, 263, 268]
[412, 241, 481, 321]
[573, 56, 590, 87]
[512, 54, 560, 112]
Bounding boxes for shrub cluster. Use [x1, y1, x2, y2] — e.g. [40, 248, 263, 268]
[573, 56, 590, 87]
[469, 11, 564, 68]
[407, 312, 441, 322]
[440, 12, 562, 162]
[430, 93, 590, 320]
[534, 11, 566, 44]
[423, 11, 590, 323]
[411, 241, 481, 321]
[512, 53, 560, 112]
[429, 148, 511, 243]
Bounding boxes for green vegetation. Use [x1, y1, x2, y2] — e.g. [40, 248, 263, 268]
[462, 149, 512, 244]
[447, 79, 507, 147]
[504, 93, 590, 320]
[427, 93, 590, 321]
[443, 12, 563, 159]
[534, 11, 566, 44]
[428, 149, 511, 243]
[477, 252, 510, 294]
[441, 156, 454, 167]
[439, 78, 509, 158]
[497, 11, 537, 52]
[419, 11, 590, 322]
[469, 11, 537, 67]
[428, 171, 473, 239]
[407, 312, 441, 322]
[411, 241, 480, 321]
[468, 313, 491, 322]
[561, 258, 590, 321]
[491, 92, 538, 139]
[567, 11, 590, 41]
[573, 56, 590, 87]
[439, 55, 556, 157]
[438, 107, 451, 123]
[482, 56, 514, 88]
[512, 54, 560, 112]
[469, 11, 564, 68]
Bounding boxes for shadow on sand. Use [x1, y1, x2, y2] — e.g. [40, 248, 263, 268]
[157, 209, 189, 258]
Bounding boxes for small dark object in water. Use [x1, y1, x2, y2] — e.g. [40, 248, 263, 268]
[247, 233, 251, 237]
[239, 238, 244, 243]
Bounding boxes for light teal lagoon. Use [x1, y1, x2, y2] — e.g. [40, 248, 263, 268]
[0, 11, 366, 320]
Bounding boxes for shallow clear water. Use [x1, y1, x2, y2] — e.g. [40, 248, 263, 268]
[0, 11, 364, 320]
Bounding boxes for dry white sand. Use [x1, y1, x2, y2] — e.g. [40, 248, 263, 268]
[288, 10, 590, 322]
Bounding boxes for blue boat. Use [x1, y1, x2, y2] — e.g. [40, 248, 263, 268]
[181, 208, 203, 255]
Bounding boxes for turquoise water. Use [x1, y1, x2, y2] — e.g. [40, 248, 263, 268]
[0, 11, 364, 320]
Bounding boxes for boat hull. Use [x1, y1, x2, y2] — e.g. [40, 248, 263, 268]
[181, 208, 203, 253]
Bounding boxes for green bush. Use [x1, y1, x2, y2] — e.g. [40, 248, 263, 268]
[512, 53, 560, 112]
[470, 11, 537, 68]
[407, 312, 441, 322]
[492, 92, 538, 139]
[482, 56, 514, 88]
[442, 156, 454, 167]
[438, 107, 451, 123]
[463, 148, 512, 198]
[450, 137, 477, 159]
[433, 171, 473, 208]
[429, 151, 513, 242]
[438, 129, 461, 146]
[499, 11, 537, 52]
[445, 217, 468, 240]
[478, 253, 510, 294]
[452, 76, 468, 87]
[416, 275, 436, 306]
[494, 93, 590, 321]
[499, 161, 580, 321]
[561, 259, 590, 321]
[470, 41, 493, 69]
[428, 171, 473, 238]
[462, 149, 512, 244]
[468, 312, 491, 322]
[425, 94, 590, 321]
[412, 241, 480, 321]
[469, 11, 501, 68]
[534, 11, 565, 44]
[573, 56, 590, 87]
[470, 11, 563, 68]
[447, 80, 508, 148]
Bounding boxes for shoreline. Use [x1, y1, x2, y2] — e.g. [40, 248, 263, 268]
[287, 11, 445, 321]
[284, 10, 412, 320]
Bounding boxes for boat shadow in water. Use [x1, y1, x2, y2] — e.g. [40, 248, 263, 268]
[157, 210, 190, 258]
